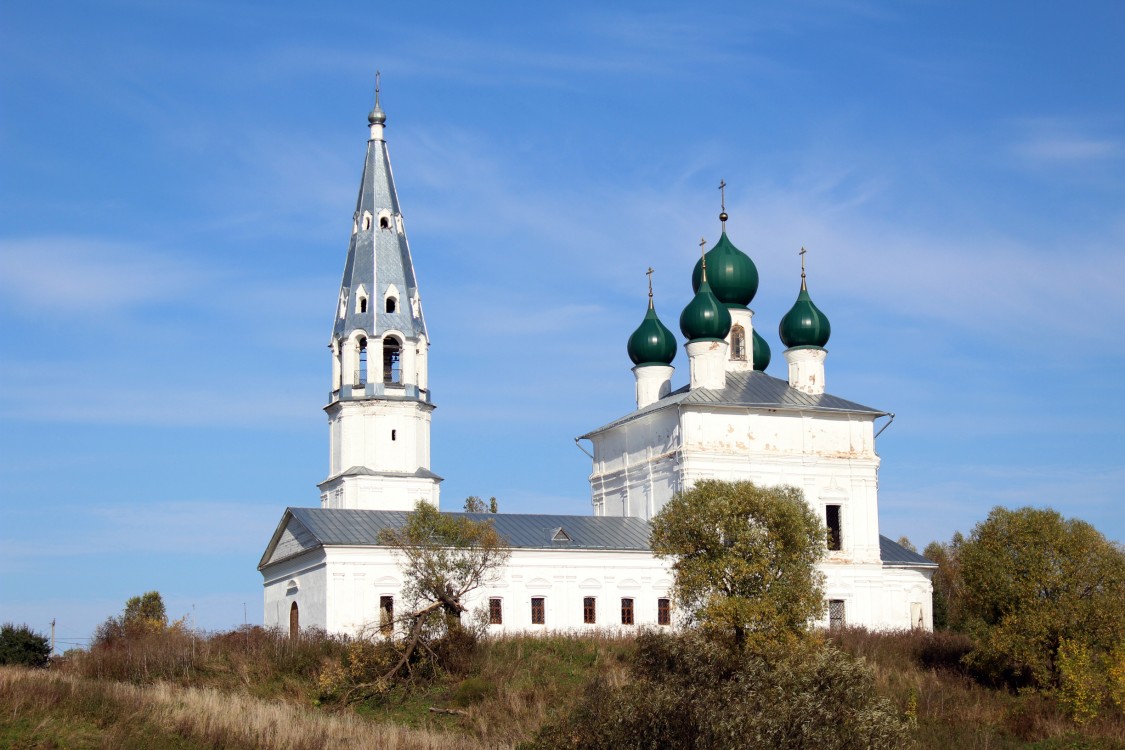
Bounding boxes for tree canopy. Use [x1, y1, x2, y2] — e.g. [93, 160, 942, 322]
[379, 501, 510, 624]
[955, 506, 1125, 687]
[650, 480, 826, 649]
[0, 623, 50, 667]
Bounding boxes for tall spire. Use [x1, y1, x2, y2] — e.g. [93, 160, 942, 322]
[331, 89, 429, 388]
[321, 92, 440, 512]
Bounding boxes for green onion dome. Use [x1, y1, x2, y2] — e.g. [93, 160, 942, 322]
[627, 300, 678, 367]
[680, 277, 732, 342]
[691, 232, 759, 308]
[752, 328, 771, 371]
[779, 280, 831, 349]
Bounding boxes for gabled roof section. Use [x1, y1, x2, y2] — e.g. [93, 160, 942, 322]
[580, 370, 885, 438]
[331, 123, 427, 343]
[258, 508, 653, 569]
[258, 510, 323, 569]
[879, 535, 938, 567]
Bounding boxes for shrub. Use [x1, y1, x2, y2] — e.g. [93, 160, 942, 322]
[523, 630, 910, 750]
[0, 623, 50, 667]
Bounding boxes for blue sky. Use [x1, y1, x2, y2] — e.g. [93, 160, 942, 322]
[2, 0, 1123, 644]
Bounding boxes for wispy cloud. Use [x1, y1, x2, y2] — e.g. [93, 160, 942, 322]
[0, 237, 207, 314]
[1010, 118, 1123, 167]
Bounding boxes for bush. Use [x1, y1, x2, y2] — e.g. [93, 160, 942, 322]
[523, 630, 910, 750]
[0, 622, 51, 667]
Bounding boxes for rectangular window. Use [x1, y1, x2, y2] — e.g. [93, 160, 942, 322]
[621, 598, 635, 625]
[583, 597, 596, 624]
[826, 505, 842, 551]
[657, 598, 671, 626]
[489, 598, 503, 625]
[379, 595, 394, 635]
[531, 597, 545, 625]
[829, 599, 846, 629]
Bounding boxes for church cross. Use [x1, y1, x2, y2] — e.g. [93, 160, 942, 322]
[699, 237, 708, 281]
[799, 247, 807, 279]
[718, 179, 728, 230]
[646, 266, 654, 299]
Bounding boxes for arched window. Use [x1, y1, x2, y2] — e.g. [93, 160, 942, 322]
[730, 324, 747, 361]
[385, 297, 397, 313]
[379, 215, 390, 229]
[383, 337, 401, 384]
[359, 298, 368, 313]
[357, 337, 368, 385]
[289, 602, 299, 639]
[362, 213, 372, 231]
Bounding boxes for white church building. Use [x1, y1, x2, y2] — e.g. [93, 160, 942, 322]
[259, 89, 935, 637]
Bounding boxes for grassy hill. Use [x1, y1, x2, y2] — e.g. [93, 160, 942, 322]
[2, 627, 1122, 749]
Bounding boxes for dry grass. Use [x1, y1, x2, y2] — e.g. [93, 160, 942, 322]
[828, 627, 1125, 750]
[14, 626, 1123, 749]
[1, 665, 488, 750]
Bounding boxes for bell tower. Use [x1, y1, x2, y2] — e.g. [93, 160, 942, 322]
[319, 78, 441, 511]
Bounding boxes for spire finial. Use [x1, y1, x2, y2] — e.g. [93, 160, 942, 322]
[718, 179, 728, 230]
[368, 70, 387, 127]
[646, 266, 655, 307]
[799, 247, 807, 290]
[699, 237, 708, 283]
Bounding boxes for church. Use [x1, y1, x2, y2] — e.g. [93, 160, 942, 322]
[258, 89, 936, 636]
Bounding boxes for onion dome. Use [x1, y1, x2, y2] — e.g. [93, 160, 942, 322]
[752, 328, 771, 371]
[628, 298, 677, 367]
[690, 232, 759, 308]
[680, 274, 732, 342]
[779, 277, 831, 349]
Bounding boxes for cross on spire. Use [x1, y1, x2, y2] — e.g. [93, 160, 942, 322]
[646, 267, 654, 307]
[718, 179, 728, 230]
[699, 237, 708, 282]
[375, 70, 381, 104]
[799, 247, 807, 289]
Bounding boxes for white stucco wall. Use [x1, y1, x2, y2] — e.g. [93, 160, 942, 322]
[262, 543, 933, 636]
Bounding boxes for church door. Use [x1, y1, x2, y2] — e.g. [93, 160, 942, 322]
[289, 602, 299, 639]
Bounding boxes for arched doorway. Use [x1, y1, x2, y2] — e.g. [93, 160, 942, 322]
[289, 602, 299, 639]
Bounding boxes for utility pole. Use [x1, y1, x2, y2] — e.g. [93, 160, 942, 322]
[50, 618, 55, 657]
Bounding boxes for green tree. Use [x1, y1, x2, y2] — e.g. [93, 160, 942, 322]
[650, 480, 826, 649]
[123, 591, 168, 634]
[0, 623, 50, 667]
[957, 506, 1125, 688]
[381, 501, 510, 625]
[322, 502, 509, 703]
[923, 533, 963, 631]
[463, 495, 499, 513]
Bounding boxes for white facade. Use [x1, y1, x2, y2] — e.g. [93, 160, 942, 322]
[263, 541, 675, 636]
[259, 94, 935, 638]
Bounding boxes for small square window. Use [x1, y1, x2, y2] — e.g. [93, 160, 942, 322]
[583, 597, 596, 624]
[531, 597, 545, 625]
[657, 598, 671, 626]
[489, 598, 503, 625]
[621, 598, 634, 626]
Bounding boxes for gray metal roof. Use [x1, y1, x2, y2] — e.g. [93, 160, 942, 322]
[319, 466, 444, 483]
[270, 508, 654, 559]
[580, 369, 885, 438]
[260, 506, 934, 571]
[879, 536, 938, 567]
[332, 116, 427, 344]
